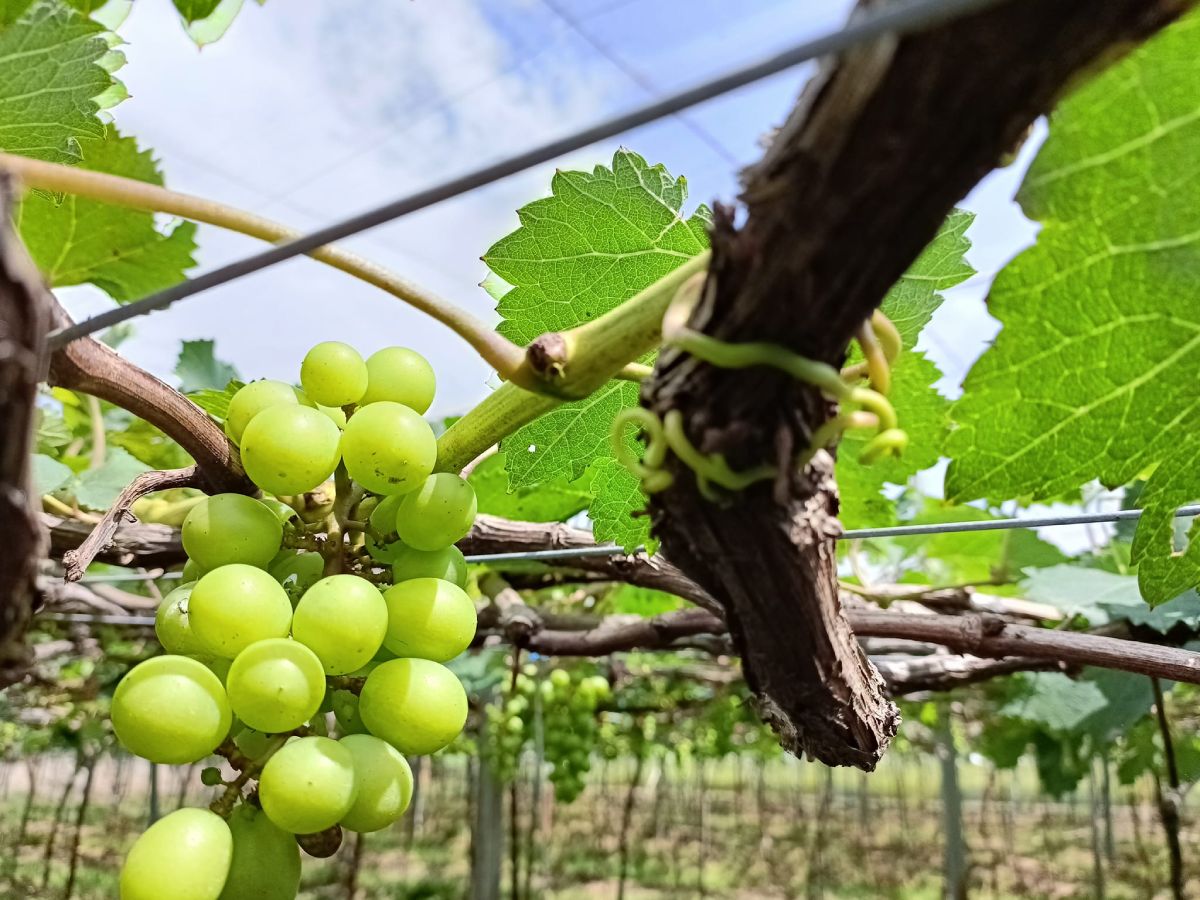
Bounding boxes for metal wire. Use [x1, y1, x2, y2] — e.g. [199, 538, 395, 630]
[47, 0, 1008, 348]
[66, 502, 1200, 583]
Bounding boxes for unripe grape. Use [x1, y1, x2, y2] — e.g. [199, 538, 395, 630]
[200, 767, 223, 787]
[367, 493, 403, 537]
[218, 803, 301, 900]
[294, 825, 342, 858]
[268, 551, 325, 606]
[112, 656, 231, 764]
[233, 726, 273, 760]
[190, 565, 293, 658]
[120, 808, 232, 900]
[225, 380, 299, 444]
[301, 341, 368, 407]
[259, 736, 359, 834]
[331, 690, 368, 736]
[240, 405, 342, 497]
[226, 639, 326, 734]
[549, 669, 570, 690]
[359, 658, 467, 755]
[292, 575, 388, 674]
[154, 583, 208, 657]
[394, 473, 477, 551]
[388, 544, 468, 588]
[338, 734, 414, 832]
[181, 558, 206, 582]
[182, 494, 283, 571]
[340, 401, 435, 496]
[360, 347, 436, 413]
[382, 578, 476, 662]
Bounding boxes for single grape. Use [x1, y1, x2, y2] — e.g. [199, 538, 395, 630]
[338, 734, 414, 832]
[331, 690, 368, 736]
[218, 803, 301, 900]
[394, 473, 477, 551]
[359, 658, 467, 755]
[112, 656, 231, 765]
[360, 347, 436, 413]
[388, 544, 468, 588]
[154, 582, 209, 657]
[268, 551, 325, 606]
[259, 736, 359, 834]
[226, 639, 326, 734]
[292, 575, 388, 675]
[182, 558, 206, 582]
[200, 767, 223, 787]
[182, 494, 283, 571]
[189, 565, 293, 658]
[367, 493, 403, 537]
[224, 380, 299, 444]
[294, 825, 343, 858]
[295, 388, 349, 428]
[120, 808, 232, 900]
[232, 726, 273, 760]
[204, 656, 233, 683]
[240, 405, 342, 496]
[340, 401, 435, 496]
[300, 341, 368, 407]
[382, 578, 476, 662]
[549, 669, 570, 690]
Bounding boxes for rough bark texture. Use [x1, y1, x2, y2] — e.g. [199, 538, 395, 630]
[0, 176, 50, 684]
[644, 0, 1197, 768]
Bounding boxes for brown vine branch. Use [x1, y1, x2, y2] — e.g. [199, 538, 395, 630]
[60, 466, 199, 582]
[0, 174, 50, 685]
[42, 513, 182, 569]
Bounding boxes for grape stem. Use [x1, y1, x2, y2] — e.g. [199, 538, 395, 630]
[325, 463, 357, 576]
[209, 733, 289, 819]
[1, 154, 649, 391]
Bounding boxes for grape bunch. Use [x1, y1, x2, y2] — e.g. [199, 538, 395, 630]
[116, 343, 480, 900]
[480, 665, 609, 803]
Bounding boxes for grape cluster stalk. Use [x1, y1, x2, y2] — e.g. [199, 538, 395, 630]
[116, 342, 480, 900]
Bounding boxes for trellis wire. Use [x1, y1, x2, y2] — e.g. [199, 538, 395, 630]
[65, 503, 1200, 583]
[48, 0, 1008, 348]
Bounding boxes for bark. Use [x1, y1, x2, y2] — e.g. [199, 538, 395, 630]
[0, 174, 50, 685]
[63, 754, 96, 900]
[643, 0, 1198, 768]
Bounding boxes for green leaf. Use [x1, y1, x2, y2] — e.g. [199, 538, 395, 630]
[588, 457, 654, 552]
[187, 381, 242, 422]
[107, 415, 191, 470]
[604, 584, 683, 617]
[17, 130, 198, 301]
[0, 0, 121, 162]
[940, 14, 1200, 602]
[74, 446, 148, 510]
[172, 0, 220, 20]
[486, 149, 709, 494]
[1020, 565, 1145, 625]
[34, 409, 72, 453]
[174, 339, 238, 393]
[177, 0, 243, 46]
[32, 453, 73, 495]
[468, 452, 592, 523]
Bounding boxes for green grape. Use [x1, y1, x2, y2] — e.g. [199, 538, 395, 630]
[112, 656, 231, 765]
[205, 656, 232, 682]
[182, 494, 283, 571]
[232, 726, 273, 760]
[268, 551, 325, 606]
[388, 544, 468, 588]
[381, 578, 476, 662]
[292, 575, 388, 675]
[359, 658, 467, 755]
[367, 493, 403, 537]
[259, 736, 359, 834]
[120, 808, 232, 900]
[154, 583, 208, 657]
[200, 767, 223, 787]
[338, 734, 414, 832]
[241, 405, 342, 496]
[549, 669, 570, 690]
[190, 565, 293, 658]
[226, 639, 326, 734]
[393, 473, 477, 551]
[224, 380, 299, 443]
[331, 690, 368, 735]
[340, 401, 435, 496]
[300, 341, 368, 407]
[218, 803, 301, 900]
[294, 388, 348, 428]
[182, 558, 206, 582]
[360, 347, 436, 413]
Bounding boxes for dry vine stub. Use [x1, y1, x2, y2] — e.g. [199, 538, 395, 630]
[115, 343, 480, 899]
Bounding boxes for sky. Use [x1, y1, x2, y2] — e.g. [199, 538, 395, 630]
[57, 0, 1100, 546]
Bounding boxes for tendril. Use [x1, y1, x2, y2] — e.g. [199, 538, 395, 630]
[611, 407, 674, 494]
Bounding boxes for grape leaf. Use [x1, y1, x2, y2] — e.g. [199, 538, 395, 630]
[16, 130, 197, 301]
[174, 339, 237, 393]
[941, 14, 1200, 602]
[0, 0, 124, 162]
[172, 0, 220, 20]
[483, 149, 709, 545]
[588, 457, 654, 552]
[176, 0, 243, 46]
[32, 453, 73, 495]
[469, 453, 592, 523]
[74, 446, 148, 510]
[187, 380, 243, 421]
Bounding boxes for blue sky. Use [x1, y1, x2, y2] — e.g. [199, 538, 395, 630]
[56, 0, 1090, 537]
